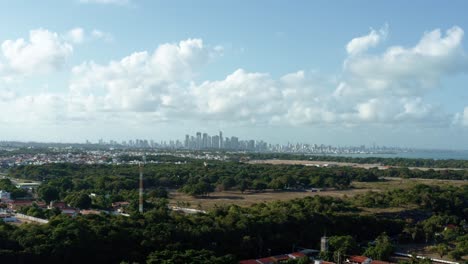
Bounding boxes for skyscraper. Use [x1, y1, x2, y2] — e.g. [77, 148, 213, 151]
[219, 131, 223, 149]
[202, 133, 208, 149]
[196, 132, 202, 149]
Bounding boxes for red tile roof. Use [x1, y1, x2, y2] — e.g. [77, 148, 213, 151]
[271, 254, 289, 261]
[239, 260, 259, 264]
[371, 261, 391, 264]
[348, 255, 370, 263]
[289, 252, 307, 258]
[256, 257, 275, 264]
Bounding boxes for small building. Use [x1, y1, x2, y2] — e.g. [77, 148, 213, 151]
[239, 251, 313, 264]
[15, 182, 41, 190]
[346, 255, 392, 264]
[0, 190, 11, 201]
[8, 200, 35, 211]
[112, 201, 130, 213]
[80, 209, 103, 215]
[0, 212, 17, 222]
[347, 256, 372, 264]
[288, 252, 307, 259]
[61, 207, 79, 217]
[256, 257, 275, 264]
[48, 201, 68, 209]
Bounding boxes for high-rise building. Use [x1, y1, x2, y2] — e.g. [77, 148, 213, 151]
[196, 132, 202, 149]
[219, 131, 223, 149]
[212, 135, 220, 149]
[185, 135, 189, 148]
[231, 136, 239, 150]
[202, 133, 208, 149]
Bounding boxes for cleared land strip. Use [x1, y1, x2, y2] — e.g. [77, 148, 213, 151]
[169, 177, 467, 210]
[248, 159, 467, 170]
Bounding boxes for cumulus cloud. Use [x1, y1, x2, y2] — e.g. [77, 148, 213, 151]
[69, 38, 222, 114]
[454, 107, 468, 127]
[346, 25, 388, 56]
[340, 26, 467, 98]
[2, 26, 467, 131]
[1, 29, 73, 75]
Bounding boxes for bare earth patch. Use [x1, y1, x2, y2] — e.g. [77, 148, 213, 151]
[169, 177, 467, 210]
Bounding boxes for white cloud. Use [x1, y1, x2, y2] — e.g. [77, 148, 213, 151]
[66, 27, 85, 44]
[346, 25, 388, 56]
[1, 26, 467, 132]
[1, 29, 73, 75]
[454, 107, 468, 127]
[91, 29, 113, 42]
[70, 38, 222, 113]
[338, 26, 468, 99]
[65, 28, 113, 44]
[191, 69, 284, 123]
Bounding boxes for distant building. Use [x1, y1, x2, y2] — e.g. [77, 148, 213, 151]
[15, 182, 41, 190]
[239, 251, 311, 264]
[0, 190, 11, 201]
[346, 255, 393, 264]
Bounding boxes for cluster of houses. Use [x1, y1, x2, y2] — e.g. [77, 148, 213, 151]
[0, 188, 131, 223]
[239, 252, 393, 264]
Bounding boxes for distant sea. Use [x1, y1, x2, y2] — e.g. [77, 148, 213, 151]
[319, 150, 468, 160]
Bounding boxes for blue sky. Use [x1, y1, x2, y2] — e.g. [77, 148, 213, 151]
[0, 0, 467, 149]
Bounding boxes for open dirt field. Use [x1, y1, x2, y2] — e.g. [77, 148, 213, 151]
[169, 177, 467, 210]
[169, 188, 368, 209]
[248, 159, 467, 171]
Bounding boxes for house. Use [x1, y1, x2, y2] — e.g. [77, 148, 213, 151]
[48, 201, 78, 217]
[288, 252, 307, 259]
[80, 209, 103, 215]
[239, 251, 314, 264]
[444, 224, 457, 231]
[48, 201, 68, 209]
[270, 255, 290, 262]
[61, 207, 79, 217]
[347, 256, 372, 264]
[314, 261, 335, 264]
[15, 182, 41, 190]
[256, 257, 275, 264]
[0, 212, 17, 222]
[8, 200, 35, 210]
[112, 201, 130, 213]
[0, 190, 11, 201]
[346, 255, 392, 264]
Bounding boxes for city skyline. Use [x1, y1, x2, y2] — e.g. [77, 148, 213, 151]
[0, 1, 468, 148]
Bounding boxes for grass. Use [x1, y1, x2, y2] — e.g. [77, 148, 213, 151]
[169, 177, 467, 211]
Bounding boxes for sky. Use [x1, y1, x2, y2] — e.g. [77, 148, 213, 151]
[0, 0, 467, 149]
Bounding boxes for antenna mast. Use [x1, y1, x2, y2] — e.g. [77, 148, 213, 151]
[139, 154, 146, 213]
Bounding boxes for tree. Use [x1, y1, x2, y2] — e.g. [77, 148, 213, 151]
[363, 233, 394, 261]
[434, 243, 449, 258]
[38, 185, 60, 204]
[66, 193, 92, 209]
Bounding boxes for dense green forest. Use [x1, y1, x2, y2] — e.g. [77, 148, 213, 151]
[8, 162, 467, 200]
[0, 184, 467, 263]
[2, 161, 467, 263]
